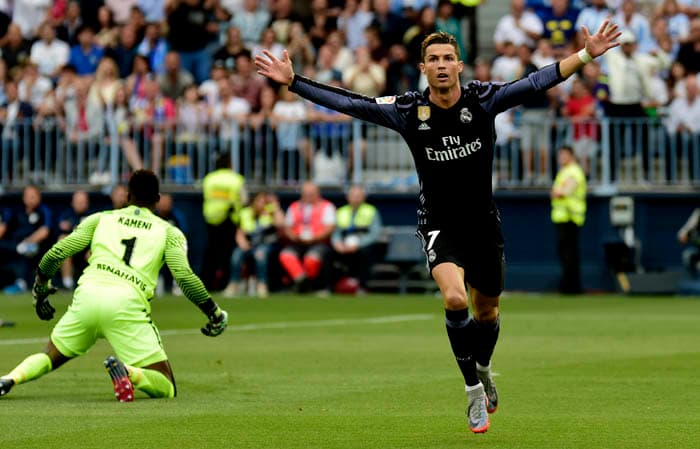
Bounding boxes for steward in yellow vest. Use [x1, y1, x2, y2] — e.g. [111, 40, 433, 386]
[550, 145, 586, 294]
[331, 185, 383, 293]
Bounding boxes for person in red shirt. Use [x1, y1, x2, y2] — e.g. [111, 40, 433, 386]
[280, 181, 336, 294]
[563, 78, 598, 176]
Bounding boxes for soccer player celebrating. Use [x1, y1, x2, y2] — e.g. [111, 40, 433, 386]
[255, 21, 620, 433]
[0, 170, 229, 402]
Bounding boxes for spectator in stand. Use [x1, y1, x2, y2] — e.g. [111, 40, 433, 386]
[175, 84, 209, 168]
[676, 18, 700, 75]
[69, 25, 105, 76]
[56, 0, 82, 46]
[272, 87, 308, 182]
[326, 29, 355, 73]
[125, 54, 151, 102]
[106, 0, 139, 25]
[285, 21, 315, 74]
[199, 63, 228, 105]
[655, 0, 690, 55]
[2, 24, 32, 70]
[13, 0, 52, 39]
[0, 185, 52, 294]
[158, 51, 194, 100]
[305, 0, 338, 50]
[337, 0, 374, 50]
[211, 78, 250, 147]
[57, 190, 90, 289]
[493, 0, 544, 55]
[156, 192, 188, 294]
[664, 73, 700, 180]
[30, 21, 70, 80]
[343, 46, 386, 97]
[110, 183, 128, 209]
[224, 191, 285, 298]
[581, 60, 610, 114]
[230, 49, 264, 111]
[614, 0, 655, 54]
[0, 80, 33, 159]
[132, 78, 176, 177]
[137, 22, 168, 76]
[575, 0, 611, 49]
[252, 27, 285, 63]
[315, 44, 342, 85]
[364, 25, 389, 67]
[232, 0, 270, 48]
[88, 57, 122, 108]
[331, 184, 383, 295]
[0, 60, 7, 105]
[403, 6, 437, 65]
[107, 24, 139, 79]
[18, 62, 52, 111]
[436, 0, 466, 62]
[279, 181, 336, 295]
[491, 41, 521, 82]
[268, 0, 302, 45]
[165, 0, 218, 84]
[129, 5, 148, 41]
[537, 0, 580, 53]
[384, 43, 420, 94]
[110, 84, 143, 172]
[533, 37, 557, 67]
[213, 26, 247, 73]
[95, 5, 119, 48]
[371, 0, 409, 47]
[563, 78, 598, 176]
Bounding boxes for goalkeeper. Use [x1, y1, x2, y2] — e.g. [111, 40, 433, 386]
[0, 170, 229, 401]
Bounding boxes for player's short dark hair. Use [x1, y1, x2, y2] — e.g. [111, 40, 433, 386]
[128, 170, 160, 204]
[421, 31, 460, 62]
[215, 152, 232, 169]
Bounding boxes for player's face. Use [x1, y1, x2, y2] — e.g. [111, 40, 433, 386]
[420, 44, 463, 91]
[73, 191, 89, 214]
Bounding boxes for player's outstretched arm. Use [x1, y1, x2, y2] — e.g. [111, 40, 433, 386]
[559, 19, 621, 78]
[255, 49, 407, 132]
[163, 227, 228, 337]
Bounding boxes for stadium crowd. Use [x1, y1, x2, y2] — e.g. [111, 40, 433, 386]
[0, 0, 698, 186]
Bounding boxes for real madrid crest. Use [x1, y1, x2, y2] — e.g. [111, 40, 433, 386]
[460, 107, 472, 124]
[417, 105, 431, 122]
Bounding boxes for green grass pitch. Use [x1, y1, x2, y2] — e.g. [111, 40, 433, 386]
[1, 292, 699, 449]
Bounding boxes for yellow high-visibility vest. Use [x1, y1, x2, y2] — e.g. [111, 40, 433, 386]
[202, 169, 245, 225]
[551, 163, 586, 226]
[336, 203, 377, 230]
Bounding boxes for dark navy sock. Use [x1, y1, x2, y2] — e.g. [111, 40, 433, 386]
[473, 316, 500, 367]
[445, 308, 479, 386]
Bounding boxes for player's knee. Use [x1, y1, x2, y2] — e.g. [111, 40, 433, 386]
[474, 305, 499, 324]
[443, 287, 468, 310]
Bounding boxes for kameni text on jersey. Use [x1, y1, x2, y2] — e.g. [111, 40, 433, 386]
[117, 216, 153, 231]
[425, 137, 482, 162]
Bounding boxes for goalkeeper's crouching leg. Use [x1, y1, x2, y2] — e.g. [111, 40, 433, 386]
[127, 365, 176, 398]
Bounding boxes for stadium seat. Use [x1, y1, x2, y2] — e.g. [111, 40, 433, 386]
[368, 227, 431, 294]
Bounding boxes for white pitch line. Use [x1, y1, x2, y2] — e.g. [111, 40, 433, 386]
[0, 313, 436, 346]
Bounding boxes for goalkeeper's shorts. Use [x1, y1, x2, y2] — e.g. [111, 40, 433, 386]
[51, 285, 168, 367]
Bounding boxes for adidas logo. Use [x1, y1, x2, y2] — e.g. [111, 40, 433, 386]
[418, 122, 431, 130]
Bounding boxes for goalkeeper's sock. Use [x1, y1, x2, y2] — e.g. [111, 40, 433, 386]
[445, 308, 479, 387]
[126, 365, 175, 398]
[5, 353, 52, 385]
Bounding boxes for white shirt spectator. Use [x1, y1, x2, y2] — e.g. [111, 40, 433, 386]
[665, 94, 700, 133]
[493, 10, 543, 49]
[337, 9, 374, 50]
[231, 8, 270, 46]
[575, 5, 611, 34]
[491, 55, 521, 82]
[18, 75, 52, 109]
[212, 96, 251, 140]
[251, 41, 285, 62]
[342, 63, 386, 97]
[604, 47, 671, 105]
[13, 0, 52, 38]
[139, 0, 165, 22]
[106, 0, 138, 25]
[614, 10, 655, 54]
[30, 39, 70, 77]
[272, 97, 307, 151]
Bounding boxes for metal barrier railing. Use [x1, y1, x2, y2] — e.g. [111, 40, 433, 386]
[1, 116, 698, 191]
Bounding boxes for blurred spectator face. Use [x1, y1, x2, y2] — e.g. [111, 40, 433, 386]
[235, 54, 253, 76]
[259, 85, 276, 109]
[23, 186, 42, 211]
[557, 147, 574, 166]
[130, 7, 146, 29]
[40, 22, 56, 42]
[317, 45, 333, 68]
[690, 19, 700, 42]
[244, 0, 258, 12]
[687, 75, 698, 100]
[227, 26, 242, 44]
[252, 192, 267, 214]
[218, 79, 231, 99]
[98, 6, 113, 28]
[346, 185, 365, 208]
[23, 63, 39, 80]
[345, 0, 359, 13]
[327, 31, 344, 50]
[300, 182, 320, 204]
[511, 0, 525, 17]
[536, 38, 553, 57]
[165, 52, 181, 74]
[120, 25, 137, 48]
[97, 58, 118, 80]
[5, 81, 18, 102]
[365, 27, 382, 51]
[261, 28, 276, 46]
[210, 65, 227, 81]
[552, 0, 568, 14]
[592, 0, 606, 7]
[78, 27, 95, 47]
[503, 41, 517, 57]
[145, 79, 161, 99]
[111, 185, 128, 208]
[570, 78, 588, 98]
[518, 45, 532, 63]
[67, 1, 81, 21]
[114, 86, 128, 106]
[355, 46, 371, 66]
[144, 23, 159, 41]
[133, 55, 150, 74]
[437, 1, 453, 19]
[183, 85, 199, 103]
[6, 24, 23, 47]
[662, 0, 679, 16]
[622, 0, 636, 18]
[473, 59, 491, 82]
[157, 193, 173, 215]
[582, 60, 600, 81]
[418, 7, 436, 29]
[72, 191, 89, 214]
[670, 62, 686, 81]
[389, 44, 408, 62]
[311, 0, 328, 13]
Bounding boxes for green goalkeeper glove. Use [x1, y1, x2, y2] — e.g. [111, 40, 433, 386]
[201, 307, 228, 337]
[32, 274, 58, 321]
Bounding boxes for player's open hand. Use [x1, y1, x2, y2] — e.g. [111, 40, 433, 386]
[582, 19, 622, 58]
[201, 308, 228, 337]
[255, 50, 295, 86]
[32, 278, 57, 321]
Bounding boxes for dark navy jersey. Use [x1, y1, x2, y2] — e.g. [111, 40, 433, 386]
[290, 63, 564, 230]
[3, 205, 52, 241]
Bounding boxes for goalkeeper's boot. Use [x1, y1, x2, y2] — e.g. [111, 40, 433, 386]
[466, 383, 490, 434]
[104, 356, 134, 402]
[476, 365, 498, 414]
[0, 378, 14, 397]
